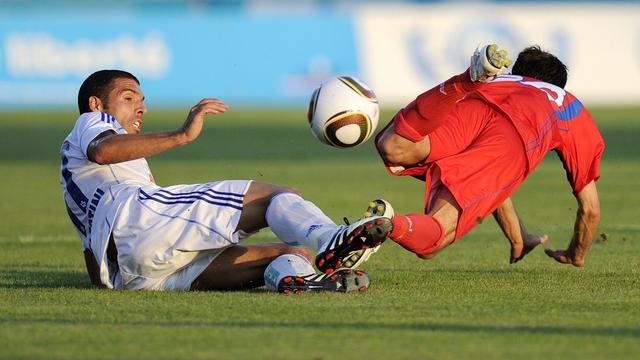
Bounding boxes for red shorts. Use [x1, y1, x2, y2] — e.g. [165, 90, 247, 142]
[385, 98, 528, 240]
[428, 98, 527, 239]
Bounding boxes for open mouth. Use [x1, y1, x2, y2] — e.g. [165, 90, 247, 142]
[132, 120, 142, 130]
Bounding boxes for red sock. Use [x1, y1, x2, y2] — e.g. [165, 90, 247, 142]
[389, 213, 445, 256]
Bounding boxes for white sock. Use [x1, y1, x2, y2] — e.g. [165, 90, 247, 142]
[263, 254, 315, 291]
[265, 192, 339, 251]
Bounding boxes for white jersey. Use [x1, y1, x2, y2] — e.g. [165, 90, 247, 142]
[60, 112, 154, 250]
[60, 112, 252, 290]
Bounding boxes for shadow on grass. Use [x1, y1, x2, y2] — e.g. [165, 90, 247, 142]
[187, 321, 638, 338]
[0, 268, 91, 289]
[3, 318, 638, 338]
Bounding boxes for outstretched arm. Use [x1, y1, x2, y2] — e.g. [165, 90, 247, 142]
[493, 197, 548, 263]
[88, 99, 229, 164]
[545, 181, 600, 267]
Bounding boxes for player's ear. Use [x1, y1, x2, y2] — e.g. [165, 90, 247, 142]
[88, 96, 103, 112]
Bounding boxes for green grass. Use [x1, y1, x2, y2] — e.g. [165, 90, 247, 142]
[0, 107, 639, 359]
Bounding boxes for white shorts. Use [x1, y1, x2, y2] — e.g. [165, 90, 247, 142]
[110, 180, 253, 291]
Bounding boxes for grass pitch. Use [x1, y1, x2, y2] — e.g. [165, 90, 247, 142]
[0, 106, 638, 359]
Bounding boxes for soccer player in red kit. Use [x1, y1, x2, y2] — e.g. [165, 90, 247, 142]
[374, 45, 605, 267]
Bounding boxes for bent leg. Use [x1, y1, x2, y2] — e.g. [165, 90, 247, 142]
[191, 243, 312, 291]
[236, 181, 341, 252]
[388, 186, 461, 259]
[265, 192, 339, 250]
[236, 181, 300, 234]
[420, 187, 462, 258]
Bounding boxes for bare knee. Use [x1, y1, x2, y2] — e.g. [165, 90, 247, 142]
[246, 182, 301, 202]
[237, 182, 302, 234]
[376, 124, 429, 166]
[278, 186, 302, 197]
[417, 251, 439, 260]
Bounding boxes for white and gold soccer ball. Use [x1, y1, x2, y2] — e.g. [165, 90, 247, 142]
[307, 76, 379, 148]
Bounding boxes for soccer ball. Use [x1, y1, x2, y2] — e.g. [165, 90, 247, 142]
[307, 76, 379, 148]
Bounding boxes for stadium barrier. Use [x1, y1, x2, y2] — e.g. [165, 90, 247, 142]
[0, 2, 638, 108]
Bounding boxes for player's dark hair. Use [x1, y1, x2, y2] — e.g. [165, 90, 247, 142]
[512, 46, 568, 88]
[77, 70, 139, 114]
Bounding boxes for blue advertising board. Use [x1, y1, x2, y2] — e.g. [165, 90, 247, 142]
[0, 10, 359, 108]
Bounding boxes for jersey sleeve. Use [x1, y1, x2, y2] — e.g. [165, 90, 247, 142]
[393, 69, 480, 141]
[74, 112, 118, 158]
[555, 109, 606, 195]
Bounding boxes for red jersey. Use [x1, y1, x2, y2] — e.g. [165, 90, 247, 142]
[387, 72, 605, 195]
[383, 73, 605, 239]
[471, 75, 605, 194]
[393, 69, 479, 141]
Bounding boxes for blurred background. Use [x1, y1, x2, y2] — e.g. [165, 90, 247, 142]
[1, 0, 638, 110]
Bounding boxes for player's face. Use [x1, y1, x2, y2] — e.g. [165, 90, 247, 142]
[103, 78, 147, 134]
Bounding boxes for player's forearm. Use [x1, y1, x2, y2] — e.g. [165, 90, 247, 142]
[493, 198, 524, 245]
[91, 131, 188, 164]
[566, 181, 601, 265]
[567, 205, 600, 265]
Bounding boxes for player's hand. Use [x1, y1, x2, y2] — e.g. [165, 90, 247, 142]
[181, 98, 229, 143]
[510, 233, 548, 263]
[544, 248, 585, 267]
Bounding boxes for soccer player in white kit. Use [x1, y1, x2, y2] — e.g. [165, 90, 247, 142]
[60, 70, 392, 293]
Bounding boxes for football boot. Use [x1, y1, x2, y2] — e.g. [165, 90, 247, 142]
[315, 216, 392, 274]
[364, 198, 395, 219]
[277, 268, 371, 294]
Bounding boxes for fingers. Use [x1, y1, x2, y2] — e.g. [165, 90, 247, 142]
[191, 98, 229, 115]
[544, 248, 570, 264]
[544, 248, 586, 267]
[195, 98, 228, 107]
[544, 248, 559, 259]
[510, 233, 549, 264]
[539, 234, 549, 245]
[513, 238, 584, 267]
[180, 98, 229, 143]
